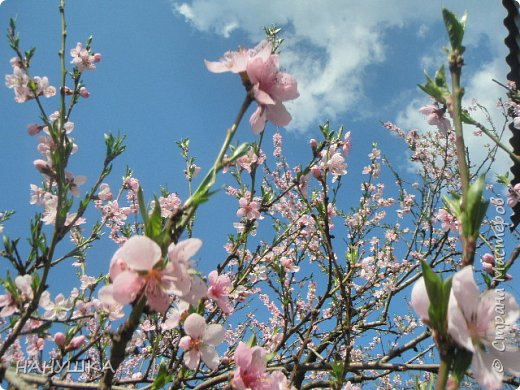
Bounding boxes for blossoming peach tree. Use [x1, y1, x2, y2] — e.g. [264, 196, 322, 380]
[0, 3, 519, 389]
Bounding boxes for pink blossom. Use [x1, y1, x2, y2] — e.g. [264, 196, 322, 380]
[412, 267, 520, 389]
[70, 42, 101, 72]
[180, 275, 207, 307]
[232, 342, 292, 389]
[161, 300, 190, 331]
[158, 193, 182, 218]
[448, 266, 520, 389]
[179, 313, 225, 370]
[206, 41, 298, 133]
[67, 335, 86, 350]
[95, 285, 124, 321]
[436, 208, 458, 232]
[508, 183, 520, 208]
[167, 238, 203, 298]
[27, 123, 43, 136]
[247, 49, 299, 133]
[232, 342, 270, 390]
[78, 86, 90, 98]
[97, 183, 113, 201]
[0, 292, 16, 317]
[280, 257, 300, 273]
[236, 197, 261, 220]
[65, 171, 87, 197]
[39, 291, 73, 321]
[419, 105, 451, 133]
[205, 40, 270, 74]
[207, 271, 233, 314]
[54, 332, 66, 347]
[341, 131, 352, 155]
[108, 236, 173, 313]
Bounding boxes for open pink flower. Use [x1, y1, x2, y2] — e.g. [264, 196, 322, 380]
[107, 236, 202, 313]
[233, 342, 292, 390]
[412, 267, 520, 389]
[179, 313, 225, 370]
[207, 271, 233, 314]
[205, 40, 270, 74]
[233, 342, 270, 390]
[247, 51, 299, 133]
[448, 266, 520, 389]
[205, 41, 299, 133]
[167, 238, 203, 298]
[419, 105, 451, 133]
[237, 197, 261, 220]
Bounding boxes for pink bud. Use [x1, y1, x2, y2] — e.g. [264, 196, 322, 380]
[481, 253, 495, 265]
[93, 53, 102, 63]
[34, 159, 52, 174]
[27, 123, 43, 136]
[311, 165, 322, 179]
[54, 332, 66, 347]
[79, 87, 90, 98]
[482, 262, 494, 274]
[66, 335, 86, 351]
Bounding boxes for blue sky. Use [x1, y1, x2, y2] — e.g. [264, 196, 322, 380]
[0, 1, 514, 291]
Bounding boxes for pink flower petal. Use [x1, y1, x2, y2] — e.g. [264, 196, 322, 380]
[183, 348, 201, 370]
[250, 105, 267, 134]
[184, 313, 206, 339]
[410, 277, 430, 321]
[200, 345, 219, 370]
[112, 271, 145, 305]
[451, 266, 480, 322]
[118, 236, 161, 271]
[203, 324, 225, 346]
[169, 238, 202, 262]
[472, 350, 503, 390]
[266, 102, 292, 128]
[447, 291, 474, 352]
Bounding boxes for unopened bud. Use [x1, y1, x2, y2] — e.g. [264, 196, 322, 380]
[54, 332, 66, 347]
[27, 123, 43, 136]
[79, 87, 90, 98]
[311, 165, 322, 179]
[66, 335, 86, 351]
[93, 53, 102, 63]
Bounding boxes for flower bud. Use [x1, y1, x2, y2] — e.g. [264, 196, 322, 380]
[79, 87, 90, 98]
[54, 332, 66, 347]
[66, 335, 86, 351]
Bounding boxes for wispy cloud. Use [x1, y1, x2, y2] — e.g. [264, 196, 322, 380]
[172, 1, 507, 138]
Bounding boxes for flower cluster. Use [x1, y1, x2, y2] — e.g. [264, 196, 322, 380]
[5, 57, 56, 103]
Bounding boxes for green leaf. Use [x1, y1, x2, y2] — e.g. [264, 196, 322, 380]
[464, 175, 489, 239]
[418, 69, 449, 104]
[420, 261, 452, 336]
[451, 348, 473, 384]
[151, 364, 172, 390]
[137, 186, 149, 227]
[442, 9, 467, 53]
[145, 195, 163, 240]
[246, 333, 257, 347]
[228, 143, 250, 164]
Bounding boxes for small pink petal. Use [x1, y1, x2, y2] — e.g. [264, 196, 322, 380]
[184, 313, 206, 339]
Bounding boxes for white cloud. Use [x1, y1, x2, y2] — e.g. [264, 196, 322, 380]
[172, 1, 508, 137]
